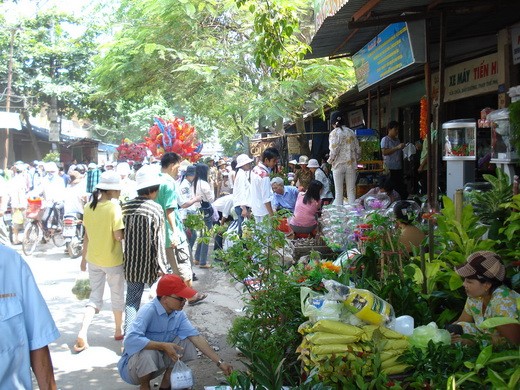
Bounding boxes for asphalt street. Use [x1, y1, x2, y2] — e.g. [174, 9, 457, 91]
[12, 241, 245, 389]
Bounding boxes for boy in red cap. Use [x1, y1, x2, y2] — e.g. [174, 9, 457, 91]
[118, 274, 233, 389]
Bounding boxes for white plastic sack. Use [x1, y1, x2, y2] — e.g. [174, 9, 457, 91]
[223, 220, 240, 250]
[170, 359, 193, 389]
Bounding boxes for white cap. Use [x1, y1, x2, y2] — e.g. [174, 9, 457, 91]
[135, 165, 162, 190]
[235, 154, 254, 168]
[45, 162, 59, 172]
[307, 159, 320, 168]
[95, 171, 121, 191]
[88, 162, 97, 169]
[298, 155, 309, 165]
[116, 162, 131, 176]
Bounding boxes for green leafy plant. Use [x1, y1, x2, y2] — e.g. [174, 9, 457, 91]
[469, 168, 513, 239]
[400, 341, 480, 389]
[498, 194, 520, 288]
[509, 100, 520, 153]
[42, 151, 60, 163]
[449, 345, 520, 390]
[435, 196, 495, 265]
[220, 214, 307, 383]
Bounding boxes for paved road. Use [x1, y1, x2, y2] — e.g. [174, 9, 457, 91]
[13, 241, 245, 389]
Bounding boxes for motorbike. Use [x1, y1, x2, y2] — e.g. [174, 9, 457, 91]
[63, 213, 84, 258]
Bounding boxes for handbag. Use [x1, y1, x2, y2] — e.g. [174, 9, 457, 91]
[173, 247, 190, 264]
[199, 200, 214, 219]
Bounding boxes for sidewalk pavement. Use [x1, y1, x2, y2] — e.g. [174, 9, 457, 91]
[16, 243, 244, 389]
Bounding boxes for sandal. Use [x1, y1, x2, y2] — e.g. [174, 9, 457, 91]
[199, 264, 212, 269]
[188, 292, 208, 305]
[193, 260, 200, 265]
[73, 337, 89, 353]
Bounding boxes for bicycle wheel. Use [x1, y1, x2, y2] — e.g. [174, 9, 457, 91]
[52, 222, 66, 247]
[22, 222, 41, 256]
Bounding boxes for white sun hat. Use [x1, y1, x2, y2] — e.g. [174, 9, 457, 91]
[135, 164, 162, 190]
[307, 159, 320, 168]
[95, 171, 122, 191]
[235, 154, 254, 168]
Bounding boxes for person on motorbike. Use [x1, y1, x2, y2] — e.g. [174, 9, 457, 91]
[40, 162, 66, 232]
[63, 171, 88, 218]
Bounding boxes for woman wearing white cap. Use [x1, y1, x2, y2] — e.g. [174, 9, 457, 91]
[74, 171, 125, 352]
[232, 154, 254, 237]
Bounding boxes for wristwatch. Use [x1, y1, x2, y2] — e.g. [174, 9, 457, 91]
[217, 359, 224, 367]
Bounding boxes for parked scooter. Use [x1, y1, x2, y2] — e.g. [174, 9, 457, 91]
[63, 213, 83, 258]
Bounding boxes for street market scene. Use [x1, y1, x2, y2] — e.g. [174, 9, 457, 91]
[0, 0, 520, 389]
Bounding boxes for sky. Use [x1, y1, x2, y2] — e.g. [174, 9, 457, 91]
[1, 0, 101, 24]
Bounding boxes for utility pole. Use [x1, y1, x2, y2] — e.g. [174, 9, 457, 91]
[3, 28, 16, 170]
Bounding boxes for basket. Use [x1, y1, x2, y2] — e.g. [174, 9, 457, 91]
[26, 198, 43, 220]
[292, 235, 335, 261]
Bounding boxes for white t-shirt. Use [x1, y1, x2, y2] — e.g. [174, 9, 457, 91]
[249, 163, 272, 217]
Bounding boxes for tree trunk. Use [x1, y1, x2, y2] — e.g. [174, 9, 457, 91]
[295, 116, 311, 156]
[22, 110, 43, 160]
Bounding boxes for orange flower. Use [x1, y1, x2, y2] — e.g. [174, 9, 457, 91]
[321, 261, 341, 273]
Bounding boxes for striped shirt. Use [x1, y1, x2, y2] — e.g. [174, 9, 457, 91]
[122, 197, 167, 285]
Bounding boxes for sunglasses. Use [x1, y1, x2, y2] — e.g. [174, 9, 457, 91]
[168, 295, 187, 303]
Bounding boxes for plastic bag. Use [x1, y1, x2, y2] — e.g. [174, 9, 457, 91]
[223, 220, 240, 250]
[12, 209, 24, 225]
[409, 322, 451, 349]
[170, 359, 193, 389]
[71, 272, 91, 300]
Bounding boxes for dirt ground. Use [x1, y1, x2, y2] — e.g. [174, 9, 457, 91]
[20, 243, 246, 389]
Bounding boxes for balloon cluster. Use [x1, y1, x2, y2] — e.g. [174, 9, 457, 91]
[144, 117, 203, 162]
[116, 138, 148, 162]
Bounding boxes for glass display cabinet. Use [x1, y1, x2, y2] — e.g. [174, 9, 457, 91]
[442, 119, 476, 199]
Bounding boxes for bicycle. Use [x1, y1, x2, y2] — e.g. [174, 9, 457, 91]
[22, 198, 66, 256]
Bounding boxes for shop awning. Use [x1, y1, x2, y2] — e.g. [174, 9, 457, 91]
[309, 0, 520, 60]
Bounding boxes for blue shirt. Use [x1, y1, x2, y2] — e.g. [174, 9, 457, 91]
[272, 185, 299, 212]
[381, 136, 403, 170]
[0, 245, 60, 389]
[118, 298, 199, 384]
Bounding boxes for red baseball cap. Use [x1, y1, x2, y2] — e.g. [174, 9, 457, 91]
[156, 274, 197, 299]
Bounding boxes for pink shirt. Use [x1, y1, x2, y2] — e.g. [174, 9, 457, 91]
[289, 193, 319, 227]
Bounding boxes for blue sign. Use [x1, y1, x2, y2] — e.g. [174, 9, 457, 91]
[353, 22, 418, 91]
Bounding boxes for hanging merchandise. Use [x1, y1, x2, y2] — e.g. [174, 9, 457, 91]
[144, 116, 203, 162]
[420, 96, 428, 140]
[116, 138, 148, 162]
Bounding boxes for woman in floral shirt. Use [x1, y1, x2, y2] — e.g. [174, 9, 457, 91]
[451, 251, 519, 345]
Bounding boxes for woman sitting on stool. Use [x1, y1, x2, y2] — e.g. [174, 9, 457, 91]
[289, 180, 323, 234]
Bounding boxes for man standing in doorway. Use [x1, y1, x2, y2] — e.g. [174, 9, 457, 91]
[381, 121, 408, 200]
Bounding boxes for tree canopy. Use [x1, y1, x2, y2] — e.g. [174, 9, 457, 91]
[1, 0, 356, 154]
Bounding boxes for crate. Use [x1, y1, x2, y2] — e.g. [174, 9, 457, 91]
[292, 235, 335, 261]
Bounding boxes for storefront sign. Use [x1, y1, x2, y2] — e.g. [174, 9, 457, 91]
[314, 0, 348, 31]
[249, 136, 283, 158]
[348, 109, 365, 128]
[286, 134, 301, 154]
[352, 22, 425, 92]
[512, 24, 520, 65]
[443, 53, 499, 102]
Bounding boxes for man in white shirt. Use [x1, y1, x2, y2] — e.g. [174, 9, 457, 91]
[249, 147, 280, 223]
[232, 154, 254, 236]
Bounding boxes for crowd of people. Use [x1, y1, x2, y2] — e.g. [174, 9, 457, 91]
[1, 118, 517, 388]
